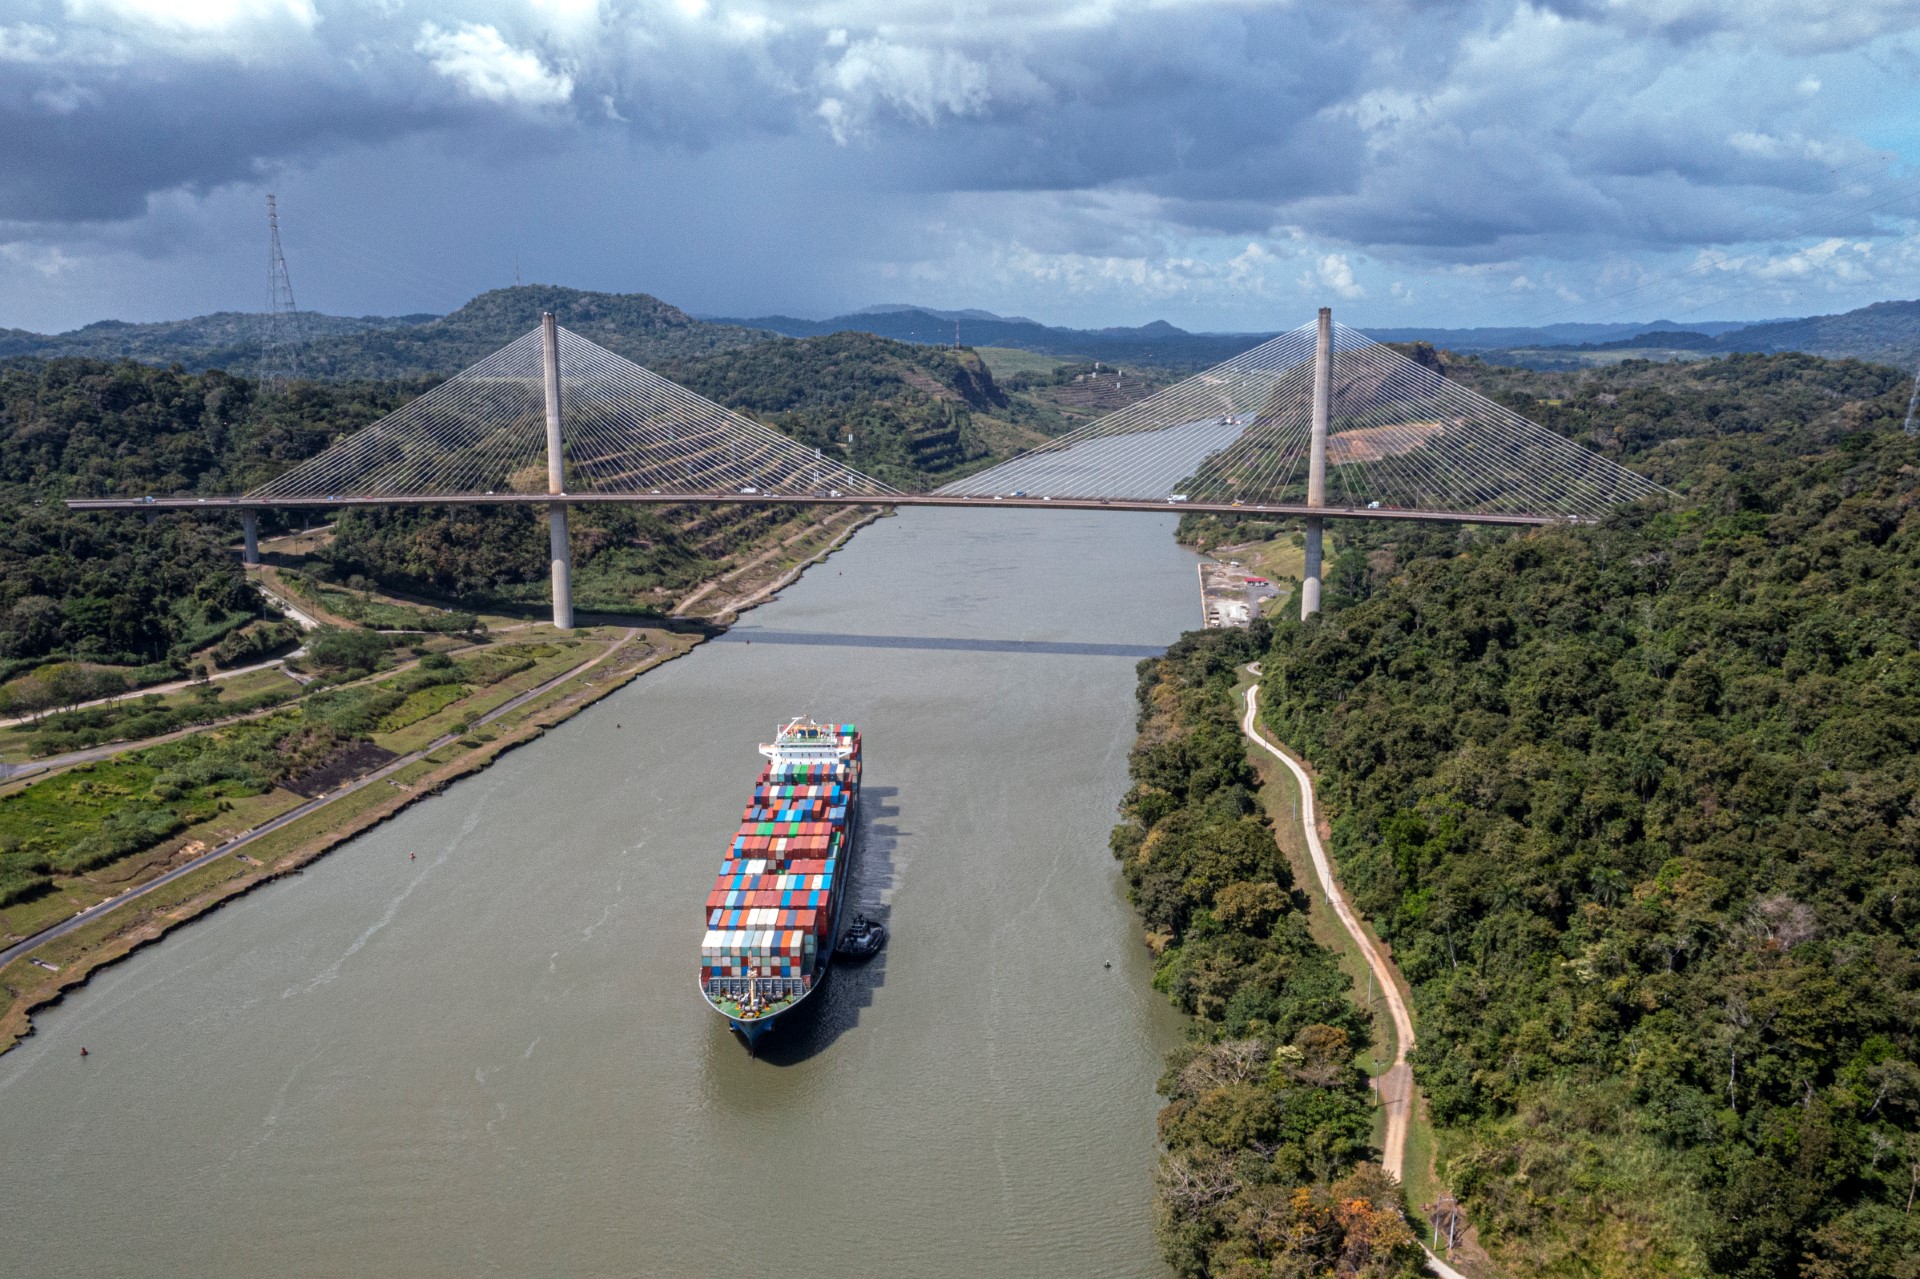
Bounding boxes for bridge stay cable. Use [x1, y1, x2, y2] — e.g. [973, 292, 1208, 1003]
[69, 310, 1671, 628]
[939, 318, 1668, 521]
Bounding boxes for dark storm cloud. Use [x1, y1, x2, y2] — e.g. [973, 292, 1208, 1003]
[2, 0, 1917, 330]
[2, 1, 1906, 248]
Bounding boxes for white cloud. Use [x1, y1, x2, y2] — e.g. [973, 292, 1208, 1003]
[64, 0, 318, 32]
[0, 241, 80, 276]
[32, 83, 96, 113]
[415, 21, 573, 108]
[817, 37, 1048, 139]
[1739, 236, 1877, 282]
[0, 24, 67, 64]
[1301, 253, 1365, 300]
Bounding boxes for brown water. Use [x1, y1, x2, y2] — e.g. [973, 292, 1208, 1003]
[0, 508, 1195, 1278]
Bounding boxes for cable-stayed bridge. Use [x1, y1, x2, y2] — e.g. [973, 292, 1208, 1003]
[68, 310, 1668, 626]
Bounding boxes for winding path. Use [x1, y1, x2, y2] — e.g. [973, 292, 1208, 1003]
[1240, 666, 1467, 1279]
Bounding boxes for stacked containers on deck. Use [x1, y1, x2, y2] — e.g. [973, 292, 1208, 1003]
[700, 725, 861, 1007]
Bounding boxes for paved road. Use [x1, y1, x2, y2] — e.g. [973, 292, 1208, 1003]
[0, 632, 637, 972]
[0, 657, 307, 732]
[1240, 667, 1468, 1279]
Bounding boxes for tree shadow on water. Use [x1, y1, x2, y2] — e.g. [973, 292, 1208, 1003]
[754, 784, 900, 1067]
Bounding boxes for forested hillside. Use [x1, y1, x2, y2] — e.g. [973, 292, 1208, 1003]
[0, 358, 425, 497]
[664, 331, 1048, 484]
[0, 360, 425, 675]
[1240, 353, 1920, 1277]
[1113, 626, 1425, 1279]
[709, 304, 1272, 371]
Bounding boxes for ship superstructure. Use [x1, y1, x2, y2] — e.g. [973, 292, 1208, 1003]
[698, 718, 862, 1048]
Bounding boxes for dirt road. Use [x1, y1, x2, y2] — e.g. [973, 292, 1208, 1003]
[1240, 669, 1468, 1279]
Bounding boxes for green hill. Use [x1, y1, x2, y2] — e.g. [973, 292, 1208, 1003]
[294, 285, 769, 378]
[1234, 351, 1920, 1278]
[1721, 298, 1920, 367]
[663, 331, 1049, 486]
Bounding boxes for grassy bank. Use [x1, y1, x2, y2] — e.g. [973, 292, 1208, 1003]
[0, 624, 696, 1054]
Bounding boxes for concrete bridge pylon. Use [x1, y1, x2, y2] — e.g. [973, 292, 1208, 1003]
[1302, 306, 1331, 620]
[541, 312, 573, 630]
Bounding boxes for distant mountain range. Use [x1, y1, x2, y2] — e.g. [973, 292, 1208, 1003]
[0, 310, 435, 370]
[710, 302, 1918, 371]
[1470, 301, 1920, 371]
[1363, 319, 1761, 348]
[0, 287, 767, 379]
[4, 289, 1917, 380]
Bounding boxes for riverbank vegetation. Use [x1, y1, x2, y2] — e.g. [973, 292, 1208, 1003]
[1114, 624, 1425, 1279]
[0, 640, 561, 910]
[11, 668, 303, 757]
[1222, 351, 1920, 1278]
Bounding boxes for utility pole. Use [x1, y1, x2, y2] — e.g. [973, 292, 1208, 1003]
[541, 313, 574, 630]
[259, 194, 305, 394]
[1301, 306, 1331, 619]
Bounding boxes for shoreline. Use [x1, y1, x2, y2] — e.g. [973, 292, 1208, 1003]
[0, 508, 879, 1057]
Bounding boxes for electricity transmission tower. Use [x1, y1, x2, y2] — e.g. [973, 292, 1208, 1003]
[259, 194, 305, 394]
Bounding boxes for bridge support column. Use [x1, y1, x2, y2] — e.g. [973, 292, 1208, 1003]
[1302, 516, 1323, 617]
[548, 504, 573, 629]
[241, 510, 260, 566]
[541, 312, 574, 630]
[1302, 307, 1331, 620]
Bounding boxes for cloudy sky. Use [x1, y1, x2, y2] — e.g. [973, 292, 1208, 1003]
[4, 0, 1920, 333]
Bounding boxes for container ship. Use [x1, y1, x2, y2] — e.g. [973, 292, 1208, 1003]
[698, 718, 862, 1049]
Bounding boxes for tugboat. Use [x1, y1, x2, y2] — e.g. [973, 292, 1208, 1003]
[835, 913, 887, 961]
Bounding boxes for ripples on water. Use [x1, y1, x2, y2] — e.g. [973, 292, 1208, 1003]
[0, 509, 1194, 1278]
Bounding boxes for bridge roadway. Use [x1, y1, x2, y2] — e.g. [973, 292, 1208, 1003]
[65, 492, 1565, 527]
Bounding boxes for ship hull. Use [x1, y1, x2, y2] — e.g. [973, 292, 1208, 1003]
[697, 720, 863, 1049]
[700, 797, 858, 1044]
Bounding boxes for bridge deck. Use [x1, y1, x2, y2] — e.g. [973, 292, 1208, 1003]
[63, 492, 1565, 526]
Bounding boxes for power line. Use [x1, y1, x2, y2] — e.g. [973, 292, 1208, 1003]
[259, 194, 306, 394]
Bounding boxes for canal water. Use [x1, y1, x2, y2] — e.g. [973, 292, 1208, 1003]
[0, 508, 1195, 1278]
